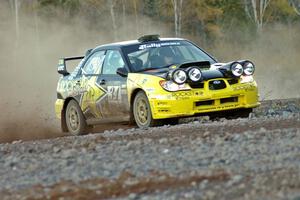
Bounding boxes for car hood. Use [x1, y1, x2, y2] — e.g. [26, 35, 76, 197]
[138, 61, 227, 81]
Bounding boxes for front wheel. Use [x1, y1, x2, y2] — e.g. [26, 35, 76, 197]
[133, 91, 161, 128]
[65, 100, 88, 135]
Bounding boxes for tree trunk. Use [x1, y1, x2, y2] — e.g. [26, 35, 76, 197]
[289, 0, 300, 15]
[178, 0, 183, 37]
[13, 0, 20, 73]
[8, 0, 14, 16]
[33, 0, 40, 56]
[172, 0, 183, 37]
[244, 0, 271, 33]
[14, 0, 19, 42]
[172, 0, 178, 37]
[122, 0, 126, 29]
[133, 0, 139, 35]
[108, 0, 117, 41]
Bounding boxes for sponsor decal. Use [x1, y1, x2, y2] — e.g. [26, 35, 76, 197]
[196, 104, 239, 111]
[232, 84, 256, 91]
[138, 42, 181, 50]
[171, 91, 192, 100]
[59, 79, 89, 97]
[194, 91, 204, 96]
[146, 88, 155, 92]
[213, 80, 221, 85]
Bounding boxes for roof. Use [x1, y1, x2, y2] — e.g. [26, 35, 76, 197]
[93, 37, 186, 51]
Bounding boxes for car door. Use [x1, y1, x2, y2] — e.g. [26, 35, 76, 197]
[95, 49, 130, 119]
[79, 50, 107, 120]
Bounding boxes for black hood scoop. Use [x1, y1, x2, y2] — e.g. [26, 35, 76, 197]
[178, 61, 211, 69]
[139, 61, 232, 81]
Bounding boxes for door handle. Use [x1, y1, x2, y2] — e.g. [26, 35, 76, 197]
[99, 79, 106, 85]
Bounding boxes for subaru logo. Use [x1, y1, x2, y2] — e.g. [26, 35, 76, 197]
[213, 80, 221, 85]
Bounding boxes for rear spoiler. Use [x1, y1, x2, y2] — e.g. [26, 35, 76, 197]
[57, 56, 84, 76]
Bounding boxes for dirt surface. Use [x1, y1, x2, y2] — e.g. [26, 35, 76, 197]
[0, 98, 300, 200]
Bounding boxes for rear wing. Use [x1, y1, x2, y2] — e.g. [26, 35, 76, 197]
[57, 56, 84, 76]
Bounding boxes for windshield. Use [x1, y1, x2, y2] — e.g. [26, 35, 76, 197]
[122, 40, 216, 72]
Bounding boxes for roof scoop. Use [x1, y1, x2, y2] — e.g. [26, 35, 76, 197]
[138, 34, 160, 43]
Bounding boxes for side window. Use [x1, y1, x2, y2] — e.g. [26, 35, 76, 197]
[102, 50, 125, 75]
[82, 51, 105, 75]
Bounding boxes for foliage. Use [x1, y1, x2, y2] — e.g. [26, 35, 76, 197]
[7, 0, 300, 45]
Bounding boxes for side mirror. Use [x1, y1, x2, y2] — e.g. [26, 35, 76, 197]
[116, 67, 128, 77]
[57, 58, 70, 76]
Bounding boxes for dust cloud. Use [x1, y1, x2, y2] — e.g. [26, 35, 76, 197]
[0, 2, 299, 143]
[0, 2, 169, 143]
[211, 24, 300, 100]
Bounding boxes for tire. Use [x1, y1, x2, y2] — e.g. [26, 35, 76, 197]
[133, 91, 161, 128]
[65, 100, 88, 135]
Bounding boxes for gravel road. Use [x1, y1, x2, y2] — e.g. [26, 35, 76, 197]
[0, 98, 300, 200]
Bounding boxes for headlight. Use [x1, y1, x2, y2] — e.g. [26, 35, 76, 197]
[159, 80, 191, 92]
[172, 69, 187, 84]
[188, 67, 202, 82]
[231, 62, 243, 77]
[243, 61, 255, 75]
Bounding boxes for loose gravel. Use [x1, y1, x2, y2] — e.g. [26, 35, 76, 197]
[0, 98, 300, 200]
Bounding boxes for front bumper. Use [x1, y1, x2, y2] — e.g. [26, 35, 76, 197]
[148, 79, 260, 119]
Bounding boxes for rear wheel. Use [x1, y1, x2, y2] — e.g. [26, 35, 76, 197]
[65, 100, 88, 135]
[133, 91, 161, 128]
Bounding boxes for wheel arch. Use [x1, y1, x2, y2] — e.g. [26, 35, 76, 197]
[129, 88, 146, 124]
[61, 97, 79, 132]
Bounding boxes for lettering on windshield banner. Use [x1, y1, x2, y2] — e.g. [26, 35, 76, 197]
[139, 42, 181, 50]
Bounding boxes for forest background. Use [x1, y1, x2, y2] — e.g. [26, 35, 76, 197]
[0, 0, 299, 140]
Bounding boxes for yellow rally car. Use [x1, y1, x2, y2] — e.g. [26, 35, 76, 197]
[55, 35, 260, 135]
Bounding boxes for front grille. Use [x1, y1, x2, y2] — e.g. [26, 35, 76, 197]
[189, 82, 204, 89]
[220, 97, 238, 104]
[190, 79, 237, 89]
[195, 100, 214, 107]
[209, 80, 226, 90]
